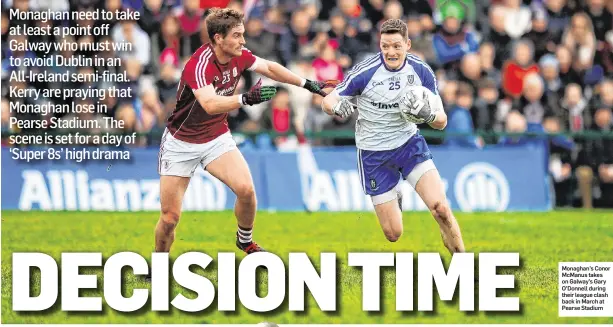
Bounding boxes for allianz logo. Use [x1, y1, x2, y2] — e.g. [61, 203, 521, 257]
[17, 169, 227, 211]
[454, 163, 510, 212]
[303, 169, 448, 212]
[303, 162, 510, 212]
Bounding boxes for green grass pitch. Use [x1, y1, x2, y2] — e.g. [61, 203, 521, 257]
[2, 210, 612, 324]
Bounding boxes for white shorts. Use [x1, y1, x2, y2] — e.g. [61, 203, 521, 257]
[158, 129, 237, 177]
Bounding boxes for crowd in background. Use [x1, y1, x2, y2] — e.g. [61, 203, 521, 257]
[1, 0, 612, 207]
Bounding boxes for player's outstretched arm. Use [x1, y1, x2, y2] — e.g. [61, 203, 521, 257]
[193, 79, 277, 115]
[252, 58, 330, 96]
[194, 85, 243, 114]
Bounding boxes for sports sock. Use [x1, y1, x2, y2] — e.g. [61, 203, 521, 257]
[237, 226, 253, 244]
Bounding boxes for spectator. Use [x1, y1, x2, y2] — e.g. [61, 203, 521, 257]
[485, 5, 512, 67]
[138, 0, 170, 36]
[362, 0, 384, 26]
[544, 0, 571, 43]
[560, 83, 589, 132]
[322, 113, 357, 146]
[456, 53, 483, 92]
[173, 0, 204, 54]
[585, 0, 613, 43]
[501, 39, 539, 99]
[524, 8, 557, 61]
[263, 6, 288, 35]
[114, 102, 138, 135]
[518, 73, 553, 125]
[173, 0, 203, 36]
[592, 108, 613, 207]
[498, 110, 528, 145]
[433, 0, 477, 27]
[401, 0, 434, 31]
[406, 15, 436, 65]
[575, 107, 613, 208]
[473, 78, 499, 133]
[312, 40, 344, 82]
[562, 12, 597, 72]
[539, 54, 563, 97]
[594, 79, 613, 109]
[432, 1, 479, 67]
[327, 9, 370, 65]
[286, 56, 317, 138]
[155, 57, 180, 113]
[112, 18, 151, 67]
[244, 15, 279, 63]
[500, 0, 532, 39]
[555, 45, 582, 87]
[478, 42, 502, 84]
[152, 14, 182, 70]
[137, 88, 165, 143]
[259, 88, 304, 149]
[445, 82, 481, 148]
[304, 92, 333, 146]
[279, 9, 319, 66]
[543, 116, 575, 207]
[336, 0, 372, 35]
[441, 79, 458, 109]
[382, 0, 403, 21]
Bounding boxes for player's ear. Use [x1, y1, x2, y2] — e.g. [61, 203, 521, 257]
[407, 38, 412, 50]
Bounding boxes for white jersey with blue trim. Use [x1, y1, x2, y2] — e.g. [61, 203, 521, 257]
[334, 52, 439, 151]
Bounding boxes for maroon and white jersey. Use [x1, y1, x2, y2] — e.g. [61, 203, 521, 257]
[166, 43, 258, 144]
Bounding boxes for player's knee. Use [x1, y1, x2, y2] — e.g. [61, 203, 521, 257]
[431, 201, 451, 225]
[383, 226, 403, 242]
[160, 208, 181, 227]
[384, 229, 402, 242]
[234, 183, 256, 201]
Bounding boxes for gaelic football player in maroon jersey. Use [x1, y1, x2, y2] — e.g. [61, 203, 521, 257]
[154, 8, 335, 260]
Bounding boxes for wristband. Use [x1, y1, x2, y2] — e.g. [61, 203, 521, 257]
[238, 94, 245, 106]
[300, 78, 307, 87]
[426, 112, 437, 124]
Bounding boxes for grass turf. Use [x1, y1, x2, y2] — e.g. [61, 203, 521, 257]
[1, 210, 612, 324]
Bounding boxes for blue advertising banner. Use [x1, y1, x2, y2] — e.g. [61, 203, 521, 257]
[1, 143, 551, 212]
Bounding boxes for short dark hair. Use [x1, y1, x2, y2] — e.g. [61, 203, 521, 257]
[380, 19, 408, 39]
[478, 78, 497, 90]
[206, 8, 244, 44]
[456, 82, 474, 97]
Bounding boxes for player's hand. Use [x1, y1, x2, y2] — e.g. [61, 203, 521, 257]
[304, 79, 340, 97]
[331, 98, 356, 118]
[242, 78, 277, 106]
[399, 90, 436, 124]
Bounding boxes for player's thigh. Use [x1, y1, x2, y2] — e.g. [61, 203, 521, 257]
[158, 129, 206, 178]
[205, 148, 255, 198]
[159, 175, 191, 220]
[359, 148, 403, 234]
[373, 194, 403, 235]
[358, 148, 399, 196]
[413, 166, 447, 210]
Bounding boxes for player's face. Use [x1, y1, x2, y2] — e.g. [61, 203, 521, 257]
[219, 24, 246, 58]
[379, 33, 409, 70]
